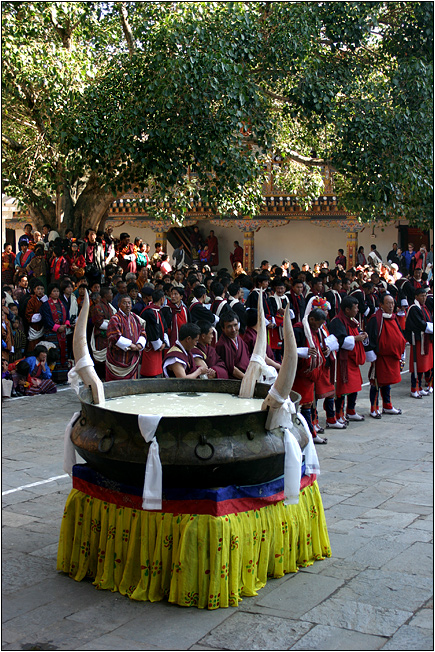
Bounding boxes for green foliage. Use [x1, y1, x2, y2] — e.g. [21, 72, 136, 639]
[2, 1, 433, 231]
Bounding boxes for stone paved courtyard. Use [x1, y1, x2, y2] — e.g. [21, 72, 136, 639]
[2, 365, 433, 651]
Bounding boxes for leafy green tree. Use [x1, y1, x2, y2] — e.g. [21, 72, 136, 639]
[2, 2, 433, 234]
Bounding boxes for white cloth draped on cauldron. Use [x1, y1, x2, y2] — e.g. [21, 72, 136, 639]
[138, 414, 163, 510]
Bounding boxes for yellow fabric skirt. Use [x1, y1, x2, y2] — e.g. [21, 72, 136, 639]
[57, 481, 331, 609]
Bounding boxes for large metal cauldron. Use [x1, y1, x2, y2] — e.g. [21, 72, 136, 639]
[71, 378, 302, 489]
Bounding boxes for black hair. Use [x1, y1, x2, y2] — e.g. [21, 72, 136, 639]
[127, 283, 139, 292]
[341, 296, 358, 311]
[47, 282, 60, 296]
[211, 281, 224, 297]
[100, 286, 113, 299]
[197, 320, 213, 335]
[246, 309, 258, 328]
[152, 290, 165, 303]
[16, 361, 30, 377]
[228, 282, 240, 297]
[219, 309, 238, 327]
[178, 322, 201, 340]
[33, 345, 48, 358]
[193, 285, 207, 299]
[309, 308, 327, 322]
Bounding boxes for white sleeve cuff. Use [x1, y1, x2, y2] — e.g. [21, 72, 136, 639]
[401, 299, 409, 307]
[41, 295, 48, 303]
[425, 323, 433, 334]
[100, 320, 109, 330]
[31, 314, 42, 323]
[364, 307, 370, 317]
[151, 338, 163, 351]
[137, 336, 146, 349]
[116, 336, 132, 350]
[324, 334, 339, 352]
[297, 347, 309, 358]
[213, 314, 220, 325]
[365, 350, 377, 362]
[342, 336, 356, 351]
[289, 309, 295, 319]
[164, 333, 170, 347]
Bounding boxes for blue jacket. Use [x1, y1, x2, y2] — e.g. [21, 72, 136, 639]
[25, 356, 52, 379]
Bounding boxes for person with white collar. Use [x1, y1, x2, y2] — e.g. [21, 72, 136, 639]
[404, 286, 434, 398]
[105, 296, 146, 381]
[365, 294, 407, 417]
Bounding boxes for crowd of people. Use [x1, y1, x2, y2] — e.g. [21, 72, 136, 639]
[2, 223, 433, 446]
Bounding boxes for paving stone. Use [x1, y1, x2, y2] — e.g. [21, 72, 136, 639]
[392, 482, 434, 507]
[382, 541, 433, 576]
[77, 635, 161, 650]
[320, 561, 366, 582]
[409, 609, 434, 630]
[332, 569, 433, 612]
[2, 525, 58, 555]
[199, 612, 312, 650]
[381, 624, 434, 650]
[323, 531, 368, 558]
[378, 500, 433, 516]
[344, 534, 418, 569]
[2, 510, 37, 527]
[289, 624, 388, 650]
[303, 597, 412, 637]
[329, 509, 419, 538]
[112, 601, 233, 650]
[255, 573, 343, 618]
[2, 551, 56, 594]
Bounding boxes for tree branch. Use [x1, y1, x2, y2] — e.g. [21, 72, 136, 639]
[2, 134, 25, 152]
[286, 150, 328, 167]
[118, 2, 135, 56]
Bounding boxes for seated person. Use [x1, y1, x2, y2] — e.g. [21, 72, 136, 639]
[163, 323, 212, 379]
[191, 321, 229, 379]
[216, 309, 250, 379]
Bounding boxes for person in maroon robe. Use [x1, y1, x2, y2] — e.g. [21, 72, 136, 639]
[242, 309, 281, 372]
[90, 286, 115, 379]
[106, 296, 146, 381]
[215, 310, 250, 379]
[192, 321, 229, 379]
[329, 295, 368, 423]
[206, 230, 219, 267]
[230, 241, 243, 267]
[162, 323, 209, 378]
[366, 294, 407, 417]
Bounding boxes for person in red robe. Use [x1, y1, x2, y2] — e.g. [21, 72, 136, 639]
[139, 290, 168, 378]
[162, 323, 208, 378]
[215, 310, 250, 379]
[192, 321, 229, 379]
[206, 230, 219, 267]
[292, 306, 329, 444]
[366, 294, 407, 417]
[115, 233, 137, 277]
[106, 296, 146, 381]
[90, 287, 115, 379]
[267, 278, 290, 362]
[166, 285, 189, 346]
[230, 241, 243, 267]
[328, 295, 368, 423]
[24, 281, 46, 352]
[2, 243, 16, 286]
[404, 286, 433, 397]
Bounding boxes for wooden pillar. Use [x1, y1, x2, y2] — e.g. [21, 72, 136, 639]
[151, 227, 167, 253]
[243, 230, 255, 274]
[346, 231, 358, 269]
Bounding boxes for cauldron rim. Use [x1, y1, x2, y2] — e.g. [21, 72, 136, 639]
[78, 378, 301, 421]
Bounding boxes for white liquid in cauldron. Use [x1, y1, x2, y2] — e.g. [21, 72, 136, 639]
[104, 392, 264, 417]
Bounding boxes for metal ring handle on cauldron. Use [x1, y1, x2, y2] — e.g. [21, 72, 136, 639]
[98, 429, 115, 453]
[194, 434, 214, 461]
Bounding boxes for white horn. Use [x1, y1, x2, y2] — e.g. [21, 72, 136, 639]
[262, 303, 297, 424]
[239, 289, 267, 398]
[72, 289, 105, 405]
